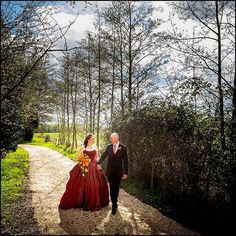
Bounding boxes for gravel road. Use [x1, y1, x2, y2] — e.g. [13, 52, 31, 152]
[20, 144, 198, 235]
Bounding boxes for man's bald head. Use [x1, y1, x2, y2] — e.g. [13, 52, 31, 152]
[110, 132, 119, 144]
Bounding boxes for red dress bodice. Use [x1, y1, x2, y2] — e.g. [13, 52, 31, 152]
[83, 149, 97, 162]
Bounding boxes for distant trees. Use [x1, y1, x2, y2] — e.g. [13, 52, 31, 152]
[101, 1, 166, 116]
[55, 50, 82, 149]
[53, 1, 166, 147]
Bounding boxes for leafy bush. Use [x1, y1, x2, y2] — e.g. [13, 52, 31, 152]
[114, 101, 234, 234]
[0, 99, 24, 156]
[0, 98, 39, 156]
[44, 134, 51, 142]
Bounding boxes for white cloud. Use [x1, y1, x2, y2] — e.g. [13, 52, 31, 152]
[60, 1, 112, 16]
[45, 2, 112, 63]
[52, 12, 95, 49]
[151, 1, 171, 21]
[40, 6, 96, 66]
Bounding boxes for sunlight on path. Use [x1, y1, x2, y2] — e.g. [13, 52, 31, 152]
[20, 145, 74, 235]
[20, 145, 198, 235]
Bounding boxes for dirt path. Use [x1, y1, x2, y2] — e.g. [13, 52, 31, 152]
[20, 144, 198, 235]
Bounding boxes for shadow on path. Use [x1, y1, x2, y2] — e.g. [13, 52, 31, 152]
[58, 203, 140, 235]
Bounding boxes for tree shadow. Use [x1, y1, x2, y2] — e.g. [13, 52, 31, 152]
[58, 203, 135, 235]
[1, 171, 42, 235]
[103, 209, 134, 235]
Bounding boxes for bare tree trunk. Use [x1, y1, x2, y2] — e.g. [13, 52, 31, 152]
[88, 38, 93, 133]
[93, 102, 96, 134]
[84, 81, 88, 135]
[61, 92, 66, 145]
[96, 13, 101, 147]
[111, 26, 115, 129]
[72, 66, 78, 149]
[70, 68, 75, 150]
[150, 133, 155, 190]
[128, 3, 132, 114]
[56, 108, 61, 146]
[136, 81, 140, 110]
[65, 57, 71, 147]
[216, 1, 226, 151]
[192, 27, 197, 112]
[231, 70, 236, 154]
[66, 84, 70, 147]
[120, 22, 124, 120]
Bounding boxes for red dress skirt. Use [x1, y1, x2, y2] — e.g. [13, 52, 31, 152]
[59, 150, 109, 211]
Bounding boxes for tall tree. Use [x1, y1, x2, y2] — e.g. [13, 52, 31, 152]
[101, 1, 165, 118]
[167, 1, 235, 151]
[95, 5, 102, 146]
[1, 1, 78, 103]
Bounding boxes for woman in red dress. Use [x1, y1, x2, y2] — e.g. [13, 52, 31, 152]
[59, 133, 109, 211]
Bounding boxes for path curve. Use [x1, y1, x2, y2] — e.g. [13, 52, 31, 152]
[20, 144, 198, 235]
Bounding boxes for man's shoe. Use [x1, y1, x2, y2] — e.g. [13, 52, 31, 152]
[112, 207, 117, 215]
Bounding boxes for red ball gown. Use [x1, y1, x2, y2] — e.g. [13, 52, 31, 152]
[59, 149, 109, 211]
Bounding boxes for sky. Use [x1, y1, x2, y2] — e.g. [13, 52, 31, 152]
[48, 1, 210, 50]
[50, 1, 171, 48]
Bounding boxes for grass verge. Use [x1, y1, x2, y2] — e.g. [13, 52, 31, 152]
[24, 133, 79, 161]
[24, 133, 108, 162]
[1, 147, 29, 231]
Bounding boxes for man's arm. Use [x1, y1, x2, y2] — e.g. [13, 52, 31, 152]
[97, 145, 108, 164]
[123, 146, 128, 175]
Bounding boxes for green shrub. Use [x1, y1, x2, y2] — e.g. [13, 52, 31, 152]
[44, 135, 51, 142]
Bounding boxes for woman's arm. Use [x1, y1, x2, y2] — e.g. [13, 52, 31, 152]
[93, 145, 101, 169]
[94, 145, 100, 161]
[77, 145, 85, 161]
[96, 151, 100, 161]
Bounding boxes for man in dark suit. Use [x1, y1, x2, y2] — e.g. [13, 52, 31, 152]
[97, 132, 128, 214]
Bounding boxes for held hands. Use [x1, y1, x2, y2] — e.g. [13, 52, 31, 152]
[93, 161, 102, 170]
[122, 174, 128, 180]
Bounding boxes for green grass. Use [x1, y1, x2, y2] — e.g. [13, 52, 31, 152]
[24, 132, 108, 161]
[25, 133, 79, 161]
[1, 147, 29, 206]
